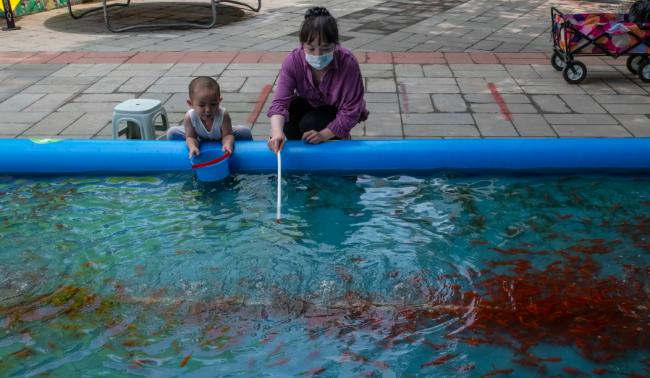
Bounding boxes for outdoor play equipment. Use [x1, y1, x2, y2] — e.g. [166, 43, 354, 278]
[1, 0, 20, 30]
[551, 7, 650, 84]
[66, 0, 261, 32]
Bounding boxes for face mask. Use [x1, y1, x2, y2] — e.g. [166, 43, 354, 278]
[305, 51, 334, 70]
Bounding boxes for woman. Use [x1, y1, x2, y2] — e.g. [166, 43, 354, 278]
[267, 6, 369, 153]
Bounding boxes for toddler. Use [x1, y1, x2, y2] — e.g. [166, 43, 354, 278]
[167, 76, 252, 158]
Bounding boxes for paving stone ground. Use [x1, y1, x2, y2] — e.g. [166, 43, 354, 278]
[0, 0, 648, 140]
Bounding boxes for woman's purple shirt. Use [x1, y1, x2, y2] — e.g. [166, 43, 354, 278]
[267, 45, 368, 139]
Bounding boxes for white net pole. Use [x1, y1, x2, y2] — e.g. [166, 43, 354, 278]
[276, 151, 282, 222]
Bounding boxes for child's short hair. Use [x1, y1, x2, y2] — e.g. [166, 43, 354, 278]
[299, 7, 339, 45]
[188, 76, 220, 98]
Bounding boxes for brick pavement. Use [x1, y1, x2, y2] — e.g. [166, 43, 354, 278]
[0, 0, 648, 139]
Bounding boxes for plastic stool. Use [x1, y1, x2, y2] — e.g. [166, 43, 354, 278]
[112, 99, 168, 140]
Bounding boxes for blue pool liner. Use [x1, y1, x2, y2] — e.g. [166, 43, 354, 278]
[1, 138, 649, 175]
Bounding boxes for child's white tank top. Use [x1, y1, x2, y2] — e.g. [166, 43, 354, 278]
[187, 107, 225, 140]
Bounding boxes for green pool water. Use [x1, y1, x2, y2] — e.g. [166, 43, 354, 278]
[0, 173, 648, 377]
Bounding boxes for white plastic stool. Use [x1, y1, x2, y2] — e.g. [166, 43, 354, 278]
[112, 99, 168, 140]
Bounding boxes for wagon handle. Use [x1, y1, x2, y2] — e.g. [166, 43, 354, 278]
[550, 6, 569, 57]
[551, 7, 564, 20]
[550, 7, 566, 36]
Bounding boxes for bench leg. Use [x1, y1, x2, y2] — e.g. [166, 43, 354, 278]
[218, 0, 261, 12]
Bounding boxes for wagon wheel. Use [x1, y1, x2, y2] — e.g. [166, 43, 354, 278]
[626, 55, 645, 75]
[638, 59, 650, 83]
[563, 61, 587, 84]
[551, 52, 566, 71]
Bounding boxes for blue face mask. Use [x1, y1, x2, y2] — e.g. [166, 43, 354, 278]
[305, 51, 334, 70]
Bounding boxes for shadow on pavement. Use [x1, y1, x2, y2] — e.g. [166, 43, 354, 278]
[43, 2, 252, 34]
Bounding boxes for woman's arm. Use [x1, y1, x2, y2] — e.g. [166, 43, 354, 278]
[267, 53, 298, 153]
[323, 56, 366, 139]
[268, 114, 286, 153]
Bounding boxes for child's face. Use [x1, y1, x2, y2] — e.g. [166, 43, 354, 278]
[187, 88, 221, 123]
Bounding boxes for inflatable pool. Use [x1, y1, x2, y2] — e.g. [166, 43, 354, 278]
[1, 138, 650, 175]
[2, 138, 650, 377]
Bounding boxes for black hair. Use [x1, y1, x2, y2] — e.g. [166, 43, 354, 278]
[299, 6, 339, 45]
[629, 0, 650, 24]
[188, 76, 220, 98]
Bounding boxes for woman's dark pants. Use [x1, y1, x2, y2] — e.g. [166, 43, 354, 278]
[284, 97, 338, 140]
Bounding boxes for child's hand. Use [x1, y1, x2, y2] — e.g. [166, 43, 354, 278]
[222, 143, 233, 155]
[188, 146, 200, 159]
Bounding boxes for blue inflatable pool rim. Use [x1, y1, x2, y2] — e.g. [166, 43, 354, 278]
[1, 138, 649, 175]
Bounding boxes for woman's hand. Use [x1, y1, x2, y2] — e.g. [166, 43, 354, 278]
[302, 130, 325, 144]
[268, 129, 286, 154]
[303, 128, 334, 144]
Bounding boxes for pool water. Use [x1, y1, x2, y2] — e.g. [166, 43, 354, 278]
[0, 173, 648, 377]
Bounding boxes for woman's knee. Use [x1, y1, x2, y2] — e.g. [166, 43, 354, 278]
[298, 107, 337, 133]
[289, 96, 311, 114]
[232, 125, 253, 141]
